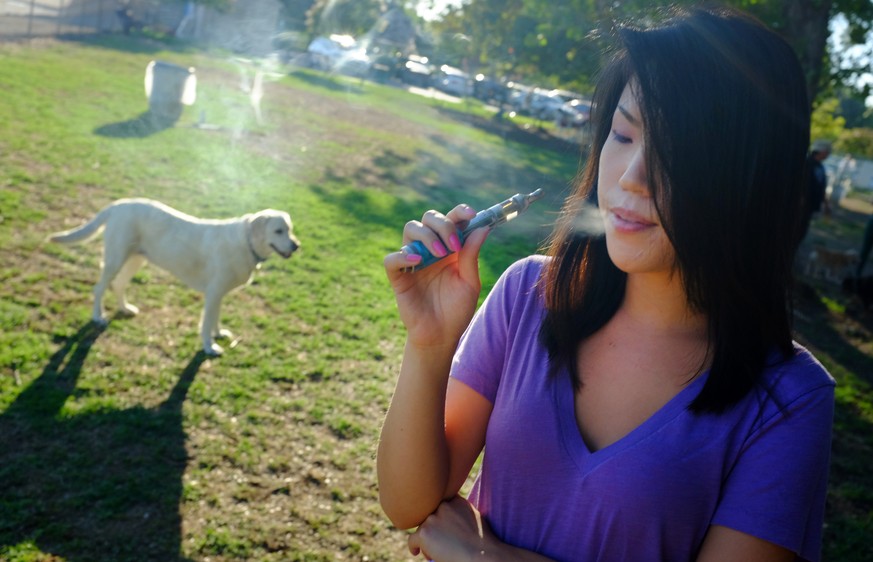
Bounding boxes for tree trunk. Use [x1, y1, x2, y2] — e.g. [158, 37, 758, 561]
[782, 0, 834, 106]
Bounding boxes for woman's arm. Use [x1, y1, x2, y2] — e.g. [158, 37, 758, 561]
[378, 367, 492, 530]
[378, 205, 491, 529]
[697, 526, 795, 562]
[408, 496, 556, 562]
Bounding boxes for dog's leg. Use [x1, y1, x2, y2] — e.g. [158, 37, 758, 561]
[92, 228, 136, 325]
[200, 290, 225, 356]
[92, 253, 126, 326]
[111, 255, 146, 316]
[214, 326, 234, 340]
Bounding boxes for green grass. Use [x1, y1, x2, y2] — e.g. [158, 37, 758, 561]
[0, 35, 870, 561]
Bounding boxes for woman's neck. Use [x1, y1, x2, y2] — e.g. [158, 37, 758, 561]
[621, 271, 708, 336]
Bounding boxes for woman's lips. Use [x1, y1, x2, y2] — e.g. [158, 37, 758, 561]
[609, 207, 657, 232]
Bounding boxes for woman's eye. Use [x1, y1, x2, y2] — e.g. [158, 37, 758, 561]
[611, 130, 632, 144]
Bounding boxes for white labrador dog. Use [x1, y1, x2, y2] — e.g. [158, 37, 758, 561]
[49, 198, 300, 356]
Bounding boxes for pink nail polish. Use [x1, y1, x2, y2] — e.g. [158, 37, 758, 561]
[405, 252, 422, 263]
[432, 240, 448, 257]
[449, 233, 462, 252]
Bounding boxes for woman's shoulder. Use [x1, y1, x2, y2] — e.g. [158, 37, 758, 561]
[502, 254, 550, 280]
[483, 255, 550, 319]
[761, 343, 835, 403]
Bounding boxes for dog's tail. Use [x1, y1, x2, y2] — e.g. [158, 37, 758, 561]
[48, 205, 113, 245]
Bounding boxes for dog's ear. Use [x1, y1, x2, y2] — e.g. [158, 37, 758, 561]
[248, 212, 269, 248]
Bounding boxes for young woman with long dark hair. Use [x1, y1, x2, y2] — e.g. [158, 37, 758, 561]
[379, 6, 835, 561]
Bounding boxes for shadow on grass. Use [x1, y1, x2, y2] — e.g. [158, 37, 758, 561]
[93, 110, 178, 138]
[0, 322, 206, 562]
[793, 282, 873, 560]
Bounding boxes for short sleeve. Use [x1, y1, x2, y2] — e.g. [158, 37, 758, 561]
[450, 257, 544, 403]
[712, 376, 835, 561]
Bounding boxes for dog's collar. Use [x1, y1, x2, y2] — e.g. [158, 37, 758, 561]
[250, 247, 267, 263]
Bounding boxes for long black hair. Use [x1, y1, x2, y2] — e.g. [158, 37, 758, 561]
[539, 5, 810, 413]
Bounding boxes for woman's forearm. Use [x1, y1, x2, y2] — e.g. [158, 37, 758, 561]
[377, 339, 457, 529]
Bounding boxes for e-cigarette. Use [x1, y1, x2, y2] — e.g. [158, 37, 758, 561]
[401, 188, 544, 272]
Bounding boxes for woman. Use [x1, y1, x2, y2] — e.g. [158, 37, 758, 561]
[379, 6, 835, 561]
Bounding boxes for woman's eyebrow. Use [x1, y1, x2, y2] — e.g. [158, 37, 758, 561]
[617, 104, 640, 126]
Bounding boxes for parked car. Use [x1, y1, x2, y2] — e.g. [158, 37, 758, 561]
[306, 34, 371, 77]
[527, 88, 565, 120]
[398, 56, 434, 88]
[556, 98, 591, 127]
[472, 74, 507, 103]
[549, 88, 585, 105]
[505, 82, 534, 113]
[433, 65, 471, 97]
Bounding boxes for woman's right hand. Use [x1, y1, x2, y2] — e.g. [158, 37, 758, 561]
[384, 204, 490, 350]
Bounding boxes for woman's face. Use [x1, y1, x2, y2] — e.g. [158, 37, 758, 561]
[597, 83, 676, 277]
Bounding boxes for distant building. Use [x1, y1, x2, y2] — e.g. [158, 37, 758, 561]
[178, 0, 283, 56]
[368, 5, 417, 55]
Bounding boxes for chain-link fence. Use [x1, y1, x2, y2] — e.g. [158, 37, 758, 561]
[1, 0, 284, 57]
[0, 0, 183, 39]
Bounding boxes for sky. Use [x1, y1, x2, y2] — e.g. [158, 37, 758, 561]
[830, 15, 873, 107]
[414, 0, 463, 21]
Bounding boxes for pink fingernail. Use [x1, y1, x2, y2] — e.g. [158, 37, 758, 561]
[405, 253, 422, 263]
[449, 233, 462, 252]
[432, 240, 448, 257]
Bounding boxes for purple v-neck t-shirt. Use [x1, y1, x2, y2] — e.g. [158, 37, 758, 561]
[451, 256, 835, 562]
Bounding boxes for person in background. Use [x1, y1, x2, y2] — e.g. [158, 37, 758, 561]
[799, 139, 832, 245]
[379, 6, 835, 561]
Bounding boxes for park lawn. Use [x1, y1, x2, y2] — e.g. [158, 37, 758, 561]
[0, 35, 870, 561]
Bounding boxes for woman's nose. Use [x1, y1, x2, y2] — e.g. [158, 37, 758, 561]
[618, 147, 649, 194]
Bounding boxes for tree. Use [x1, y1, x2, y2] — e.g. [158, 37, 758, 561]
[276, 0, 317, 31]
[811, 98, 847, 143]
[304, 0, 399, 38]
[427, 0, 873, 105]
[836, 128, 873, 159]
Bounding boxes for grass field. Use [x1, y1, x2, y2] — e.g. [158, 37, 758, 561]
[0, 36, 870, 561]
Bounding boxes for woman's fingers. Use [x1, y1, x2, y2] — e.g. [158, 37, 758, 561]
[402, 218, 447, 258]
[457, 226, 489, 282]
[384, 250, 423, 275]
[401, 206, 478, 261]
[445, 204, 477, 226]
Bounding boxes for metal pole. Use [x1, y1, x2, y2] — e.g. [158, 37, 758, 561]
[27, 0, 35, 37]
[56, 0, 63, 35]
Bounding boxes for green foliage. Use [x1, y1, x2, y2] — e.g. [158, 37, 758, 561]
[427, 1, 871, 109]
[811, 97, 847, 142]
[306, 0, 385, 37]
[836, 127, 873, 158]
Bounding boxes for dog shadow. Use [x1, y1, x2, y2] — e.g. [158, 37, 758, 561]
[0, 322, 204, 561]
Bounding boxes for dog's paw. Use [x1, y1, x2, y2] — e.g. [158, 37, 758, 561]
[205, 343, 224, 357]
[215, 329, 234, 340]
[118, 303, 140, 317]
[92, 316, 109, 327]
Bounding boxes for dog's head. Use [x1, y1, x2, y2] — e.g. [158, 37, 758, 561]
[249, 210, 300, 259]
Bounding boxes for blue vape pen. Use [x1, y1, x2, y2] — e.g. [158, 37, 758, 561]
[400, 188, 545, 272]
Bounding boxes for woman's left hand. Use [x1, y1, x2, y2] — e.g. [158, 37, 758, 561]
[408, 496, 490, 561]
